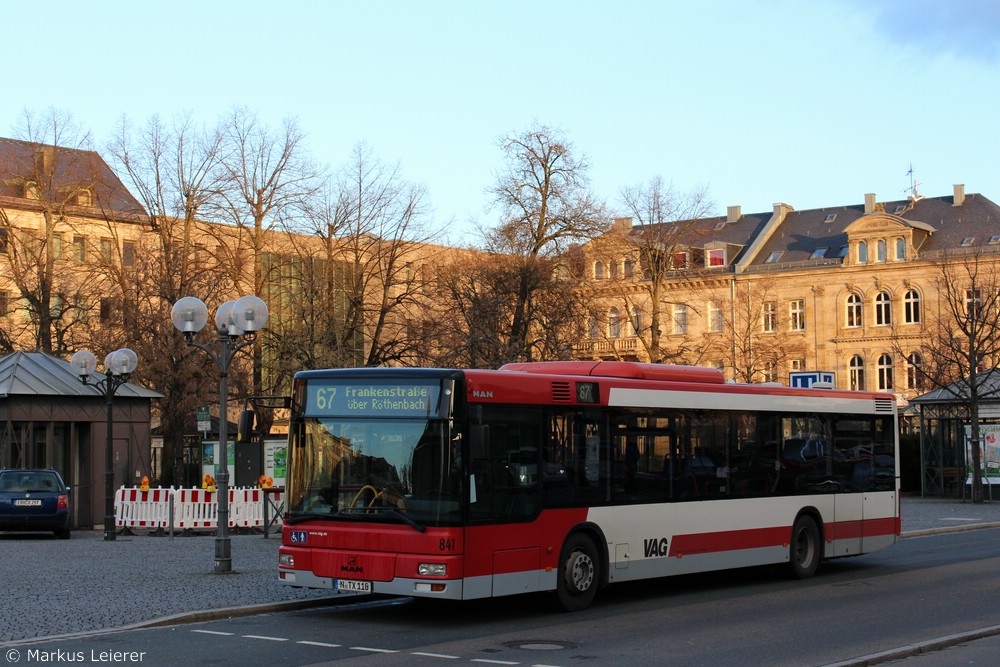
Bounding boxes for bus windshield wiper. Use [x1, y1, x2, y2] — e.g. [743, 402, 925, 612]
[285, 512, 360, 525]
[375, 507, 426, 533]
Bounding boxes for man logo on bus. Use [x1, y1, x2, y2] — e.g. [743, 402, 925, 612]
[472, 390, 494, 399]
[644, 537, 670, 558]
[341, 557, 363, 574]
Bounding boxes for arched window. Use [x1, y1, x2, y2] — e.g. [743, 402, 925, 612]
[850, 355, 865, 391]
[594, 262, 605, 280]
[630, 307, 643, 336]
[623, 259, 634, 278]
[609, 261, 619, 280]
[846, 293, 863, 327]
[907, 352, 923, 391]
[875, 291, 892, 326]
[877, 353, 894, 391]
[858, 241, 868, 264]
[877, 240, 887, 262]
[587, 316, 599, 339]
[896, 238, 906, 260]
[608, 307, 621, 338]
[904, 289, 921, 324]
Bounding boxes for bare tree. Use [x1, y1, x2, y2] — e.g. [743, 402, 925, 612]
[213, 107, 324, 394]
[0, 108, 100, 353]
[104, 114, 231, 486]
[483, 122, 605, 361]
[901, 247, 1000, 503]
[591, 176, 713, 363]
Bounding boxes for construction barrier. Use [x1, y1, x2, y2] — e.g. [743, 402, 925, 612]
[113, 486, 283, 532]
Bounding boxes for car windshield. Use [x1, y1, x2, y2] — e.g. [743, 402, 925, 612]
[285, 417, 462, 527]
[0, 472, 60, 493]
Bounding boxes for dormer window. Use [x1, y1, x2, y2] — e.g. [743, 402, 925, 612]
[990, 235, 1000, 246]
[76, 188, 93, 207]
[24, 181, 40, 200]
[810, 248, 828, 259]
[707, 249, 725, 267]
[962, 237, 975, 247]
[765, 251, 783, 263]
[824, 213, 837, 223]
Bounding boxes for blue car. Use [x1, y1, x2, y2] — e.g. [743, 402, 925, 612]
[0, 469, 71, 539]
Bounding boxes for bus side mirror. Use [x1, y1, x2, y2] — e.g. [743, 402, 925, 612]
[470, 425, 489, 460]
[236, 409, 256, 444]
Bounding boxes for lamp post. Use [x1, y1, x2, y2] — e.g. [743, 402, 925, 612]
[171, 295, 269, 574]
[70, 347, 139, 542]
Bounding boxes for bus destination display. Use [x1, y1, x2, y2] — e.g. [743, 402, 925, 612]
[305, 380, 441, 418]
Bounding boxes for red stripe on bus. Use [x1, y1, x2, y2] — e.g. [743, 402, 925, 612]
[669, 516, 898, 556]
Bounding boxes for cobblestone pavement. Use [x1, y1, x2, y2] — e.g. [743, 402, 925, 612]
[2, 496, 999, 644]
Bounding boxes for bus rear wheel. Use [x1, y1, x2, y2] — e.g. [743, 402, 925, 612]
[552, 533, 600, 612]
[788, 515, 820, 579]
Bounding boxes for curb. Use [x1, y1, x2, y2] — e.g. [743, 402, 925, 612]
[900, 520, 1000, 538]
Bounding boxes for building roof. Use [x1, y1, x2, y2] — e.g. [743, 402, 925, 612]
[633, 187, 1000, 271]
[909, 368, 1000, 406]
[0, 351, 161, 399]
[0, 137, 146, 221]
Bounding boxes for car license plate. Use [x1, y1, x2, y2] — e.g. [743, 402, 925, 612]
[14, 499, 42, 506]
[335, 579, 371, 593]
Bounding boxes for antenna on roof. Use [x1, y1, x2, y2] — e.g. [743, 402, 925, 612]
[906, 163, 923, 202]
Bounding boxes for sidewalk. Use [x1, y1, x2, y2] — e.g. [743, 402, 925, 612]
[2, 496, 999, 645]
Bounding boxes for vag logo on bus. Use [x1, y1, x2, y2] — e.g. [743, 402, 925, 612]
[472, 390, 494, 399]
[644, 537, 670, 558]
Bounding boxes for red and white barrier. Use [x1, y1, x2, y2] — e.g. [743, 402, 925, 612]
[115, 487, 171, 529]
[113, 486, 282, 532]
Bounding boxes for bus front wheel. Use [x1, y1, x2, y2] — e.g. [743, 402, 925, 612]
[788, 515, 821, 579]
[552, 533, 600, 612]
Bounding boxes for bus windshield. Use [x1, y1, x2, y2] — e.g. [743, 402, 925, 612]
[285, 416, 462, 528]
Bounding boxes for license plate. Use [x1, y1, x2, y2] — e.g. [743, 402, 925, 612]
[14, 499, 42, 506]
[335, 579, 371, 593]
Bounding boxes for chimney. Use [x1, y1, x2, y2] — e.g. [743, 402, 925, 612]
[726, 205, 741, 223]
[953, 184, 965, 206]
[864, 193, 876, 214]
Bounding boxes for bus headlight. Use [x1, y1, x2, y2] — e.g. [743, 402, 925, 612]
[279, 553, 295, 567]
[418, 563, 447, 577]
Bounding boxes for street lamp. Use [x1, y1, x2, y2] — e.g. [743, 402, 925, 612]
[171, 295, 269, 574]
[70, 347, 139, 542]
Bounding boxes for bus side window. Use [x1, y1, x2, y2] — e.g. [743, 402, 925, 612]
[470, 407, 542, 521]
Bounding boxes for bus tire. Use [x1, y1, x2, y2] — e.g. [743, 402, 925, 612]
[552, 533, 600, 612]
[788, 515, 821, 579]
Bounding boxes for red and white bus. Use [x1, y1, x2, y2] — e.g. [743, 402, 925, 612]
[278, 361, 899, 610]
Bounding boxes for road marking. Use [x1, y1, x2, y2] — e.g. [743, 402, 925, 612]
[242, 634, 289, 641]
[351, 646, 399, 653]
[411, 652, 461, 659]
[471, 660, 520, 665]
[191, 630, 234, 636]
[297, 641, 342, 648]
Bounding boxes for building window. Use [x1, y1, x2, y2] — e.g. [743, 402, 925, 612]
[875, 291, 892, 326]
[594, 261, 605, 280]
[72, 236, 86, 263]
[904, 289, 921, 324]
[623, 259, 634, 278]
[877, 353, 894, 391]
[708, 249, 725, 267]
[671, 252, 688, 270]
[850, 355, 865, 391]
[877, 240, 887, 262]
[966, 289, 982, 319]
[708, 301, 724, 333]
[122, 241, 136, 267]
[99, 298, 112, 323]
[907, 352, 923, 391]
[762, 301, 776, 333]
[76, 188, 93, 207]
[763, 361, 777, 383]
[810, 247, 828, 260]
[608, 307, 622, 338]
[858, 241, 868, 264]
[630, 307, 643, 336]
[765, 251, 783, 264]
[672, 304, 687, 335]
[896, 238, 906, 260]
[588, 316, 599, 339]
[846, 293, 863, 328]
[609, 261, 619, 280]
[789, 299, 805, 331]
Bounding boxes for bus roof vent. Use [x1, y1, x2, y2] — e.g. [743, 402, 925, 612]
[874, 398, 895, 413]
[551, 381, 572, 402]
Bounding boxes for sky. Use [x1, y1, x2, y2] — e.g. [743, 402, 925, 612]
[4, 0, 1000, 246]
